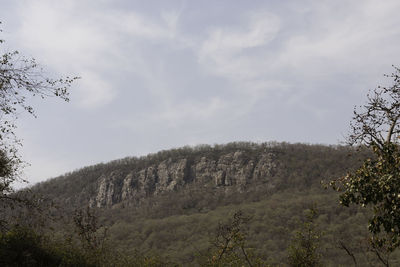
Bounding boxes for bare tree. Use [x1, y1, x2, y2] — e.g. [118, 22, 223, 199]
[0, 22, 78, 211]
[348, 66, 400, 148]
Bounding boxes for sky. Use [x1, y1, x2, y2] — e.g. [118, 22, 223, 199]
[1, 0, 400, 187]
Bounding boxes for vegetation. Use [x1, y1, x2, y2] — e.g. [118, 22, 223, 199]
[287, 208, 322, 267]
[0, 213, 170, 267]
[332, 66, 400, 262]
[203, 210, 267, 266]
[21, 142, 397, 266]
[2, 19, 400, 266]
[0, 22, 78, 211]
[31, 142, 370, 209]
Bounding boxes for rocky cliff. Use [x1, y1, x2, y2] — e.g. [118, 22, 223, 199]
[91, 150, 278, 208]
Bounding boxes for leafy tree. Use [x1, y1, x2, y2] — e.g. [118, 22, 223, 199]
[0, 226, 61, 267]
[0, 22, 77, 207]
[331, 66, 400, 253]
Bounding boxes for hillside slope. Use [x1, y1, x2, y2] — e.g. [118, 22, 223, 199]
[32, 142, 366, 209]
[29, 142, 400, 265]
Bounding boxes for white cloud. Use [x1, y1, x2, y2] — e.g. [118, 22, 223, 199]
[10, 0, 183, 110]
[109, 11, 177, 40]
[199, 12, 280, 81]
[280, 1, 400, 72]
[194, 1, 400, 112]
[74, 71, 115, 109]
[9, 0, 400, 118]
[161, 97, 227, 126]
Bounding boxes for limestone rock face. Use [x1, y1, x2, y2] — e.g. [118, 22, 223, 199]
[193, 157, 217, 184]
[120, 166, 158, 202]
[253, 153, 277, 180]
[93, 150, 278, 208]
[95, 172, 122, 208]
[214, 151, 254, 186]
[156, 159, 188, 193]
[139, 167, 157, 196]
[121, 172, 136, 201]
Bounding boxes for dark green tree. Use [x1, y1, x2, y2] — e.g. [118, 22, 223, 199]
[332, 66, 400, 254]
[0, 226, 62, 267]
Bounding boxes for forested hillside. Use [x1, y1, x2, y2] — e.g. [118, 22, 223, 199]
[20, 142, 400, 266]
[32, 142, 366, 209]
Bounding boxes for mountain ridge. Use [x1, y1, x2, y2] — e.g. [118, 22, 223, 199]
[31, 141, 366, 210]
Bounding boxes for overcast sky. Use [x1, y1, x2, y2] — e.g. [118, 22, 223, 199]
[1, 0, 400, 187]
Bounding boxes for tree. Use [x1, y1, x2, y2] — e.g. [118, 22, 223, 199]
[205, 210, 268, 267]
[331, 66, 400, 253]
[0, 22, 77, 208]
[287, 208, 322, 267]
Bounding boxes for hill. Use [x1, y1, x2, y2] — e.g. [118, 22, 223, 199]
[25, 142, 400, 265]
[32, 142, 361, 208]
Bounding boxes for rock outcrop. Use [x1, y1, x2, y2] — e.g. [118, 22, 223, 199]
[92, 150, 278, 208]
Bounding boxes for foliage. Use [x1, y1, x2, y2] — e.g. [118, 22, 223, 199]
[338, 144, 400, 250]
[0, 226, 61, 267]
[205, 210, 268, 266]
[0, 210, 172, 267]
[0, 22, 78, 205]
[101, 190, 386, 265]
[31, 142, 366, 210]
[332, 66, 400, 252]
[0, 149, 16, 201]
[67, 207, 110, 266]
[73, 207, 108, 251]
[287, 208, 322, 267]
[27, 142, 387, 265]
